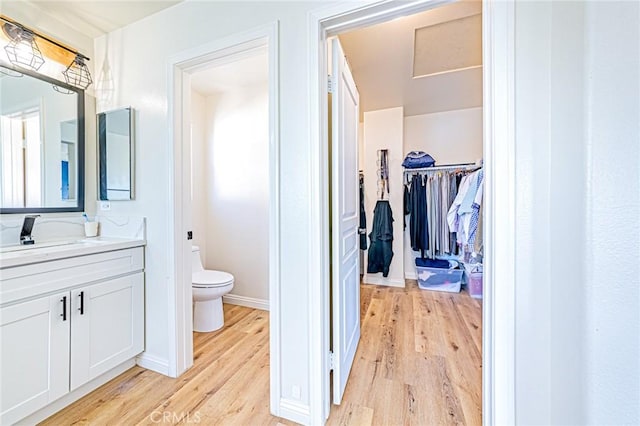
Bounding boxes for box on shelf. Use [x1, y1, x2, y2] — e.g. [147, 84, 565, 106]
[415, 258, 463, 293]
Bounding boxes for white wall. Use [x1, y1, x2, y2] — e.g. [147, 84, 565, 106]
[362, 107, 404, 287]
[89, 1, 640, 423]
[514, 1, 639, 424]
[514, 2, 580, 423]
[190, 91, 208, 261]
[201, 83, 270, 304]
[402, 107, 483, 278]
[403, 107, 483, 165]
[357, 122, 364, 170]
[93, 1, 325, 414]
[583, 1, 639, 423]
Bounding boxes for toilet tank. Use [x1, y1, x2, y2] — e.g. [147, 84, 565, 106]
[191, 245, 204, 272]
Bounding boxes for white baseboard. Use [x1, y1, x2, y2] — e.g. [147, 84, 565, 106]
[223, 293, 269, 311]
[405, 272, 418, 280]
[279, 398, 310, 425]
[363, 274, 406, 288]
[136, 352, 170, 376]
[19, 359, 136, 425]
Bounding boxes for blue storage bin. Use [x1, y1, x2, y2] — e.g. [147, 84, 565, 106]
[415, 258, 463, 293]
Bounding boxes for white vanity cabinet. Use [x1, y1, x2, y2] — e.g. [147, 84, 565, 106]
[0, 292, 70, 424]
[0, 243, 144, 425]
[70, 273, 144, 390]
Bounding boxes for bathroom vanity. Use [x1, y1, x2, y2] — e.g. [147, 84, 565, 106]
[0, 237, 145, 425]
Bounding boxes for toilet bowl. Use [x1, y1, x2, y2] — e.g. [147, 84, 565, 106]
[192, 246, 234, 332]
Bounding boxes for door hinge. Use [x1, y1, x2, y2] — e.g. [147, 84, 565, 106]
[329, 351, 335, 370]
[328, 75, 334, 94]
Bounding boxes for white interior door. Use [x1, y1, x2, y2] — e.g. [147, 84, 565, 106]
[331, 37, 361, 405]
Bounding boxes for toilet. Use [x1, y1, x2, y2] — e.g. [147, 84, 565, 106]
[192, 246, 234, 332]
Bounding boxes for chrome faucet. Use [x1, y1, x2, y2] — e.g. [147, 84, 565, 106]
[20, 215, 40, 245]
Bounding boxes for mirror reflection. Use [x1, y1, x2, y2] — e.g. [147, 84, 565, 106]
[98, 107, 133, 200]
[0, 68, 84, 212]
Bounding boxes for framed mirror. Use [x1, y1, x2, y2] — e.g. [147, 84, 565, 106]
[98, 107, 134, 200]
[0, 65, 85, 213]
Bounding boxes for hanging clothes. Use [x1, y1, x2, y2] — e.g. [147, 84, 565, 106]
[359, 173, 367, 250]
[377, 149, 389, 198]
[440, 174, 450, 253]
[404, 165, 482, 259]
[447, 173, 472, 246]
[427, 175, 437, 257]
[403, 183, 410, 230]
[449, 173, 459, 255]
[447, 168, 484, 250]
[466, 169, 484, 247]
[367, 200, 394, 277]
[473, 202, 484, 253]
[408, 174, 428, 255]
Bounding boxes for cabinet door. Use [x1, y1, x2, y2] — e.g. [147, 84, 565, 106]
[70, 273, 144, 390]
[0, 293, 70, 424]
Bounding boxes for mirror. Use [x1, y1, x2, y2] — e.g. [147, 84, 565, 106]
[0, 66, 85, 213]
[98, 107, 134, 200]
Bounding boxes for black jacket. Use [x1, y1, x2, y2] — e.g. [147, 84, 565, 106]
[367, 200, 394, 277]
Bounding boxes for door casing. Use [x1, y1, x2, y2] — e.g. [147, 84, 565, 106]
[307, 0, 517, 424]
[167, 21, 281, 414]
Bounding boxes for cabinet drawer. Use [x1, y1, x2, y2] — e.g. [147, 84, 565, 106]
[0, 247, 144, 306]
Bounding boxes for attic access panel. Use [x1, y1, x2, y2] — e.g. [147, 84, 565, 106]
[413, 13, 482, 78]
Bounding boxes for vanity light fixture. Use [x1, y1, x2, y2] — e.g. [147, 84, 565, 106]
[1, 16, 93, 90]
[63, 54, 92, 89]
[3, 22, 44, 71]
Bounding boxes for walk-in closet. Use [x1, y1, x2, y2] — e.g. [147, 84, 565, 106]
[328, 0, 484, 423]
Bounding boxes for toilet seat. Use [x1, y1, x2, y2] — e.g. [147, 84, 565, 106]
[192, 270, 234, 288]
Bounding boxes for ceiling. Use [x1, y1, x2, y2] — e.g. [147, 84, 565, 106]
[190, 51, 269, 97]
[338, 0, 483, 118]
[14, 1, 182, 38]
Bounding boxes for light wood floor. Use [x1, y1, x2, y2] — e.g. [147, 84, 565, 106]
[41, 306, 293, 426]
[327, 280, 482, 425]
[41, 281, 481, 425]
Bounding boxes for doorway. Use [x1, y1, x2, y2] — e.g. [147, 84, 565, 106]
[329, 1, 484, 421]
[168, 22, 281, 413]
[310, 1, 517, 424]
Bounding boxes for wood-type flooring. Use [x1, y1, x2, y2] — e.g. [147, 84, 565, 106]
[41, 280, 481, 425]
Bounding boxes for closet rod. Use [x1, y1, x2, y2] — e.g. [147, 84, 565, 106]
[403, 162, 481, 173]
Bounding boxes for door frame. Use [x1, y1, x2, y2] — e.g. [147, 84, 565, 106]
[166, 21, 281, 413]
[307, 1, 516, 424]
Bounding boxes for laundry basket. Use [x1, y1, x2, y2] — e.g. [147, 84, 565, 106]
[415, 258, 463, 293]
[468, 267, 483, 299]
[463, 262, 483, 299]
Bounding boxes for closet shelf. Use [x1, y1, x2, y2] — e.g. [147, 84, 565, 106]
[403, 162, 481, 173]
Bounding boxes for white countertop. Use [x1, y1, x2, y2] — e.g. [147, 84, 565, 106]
[0, 237, 146, 269]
